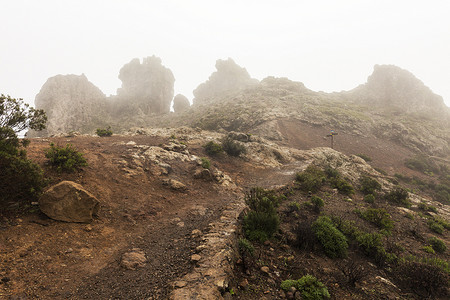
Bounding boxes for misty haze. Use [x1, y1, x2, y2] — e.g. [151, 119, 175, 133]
[1, 1, 449, 300]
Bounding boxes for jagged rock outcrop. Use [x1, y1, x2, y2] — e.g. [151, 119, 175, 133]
[116, 56, 175, 114]
[32, 74, 107, 136]
[349, 64, 449, 119]
[193, 58, 258, 104]
[172, 94, 190, 112]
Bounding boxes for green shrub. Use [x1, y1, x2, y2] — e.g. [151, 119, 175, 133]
[280, 275, 330, 300]
[359, 208, 394, 233]
[356, 232, 383, 257]
[238, 238, 254, 256]
[386, 186, 411, 207]
[364, 194, 375, 204]
[311, 196, 324, 212]
[203, 141, 223, 156]
[360, 176, 381, 195]
[428, 222, 444, 234]
[296, 166, 326, 193]
[96, 126, 112, 137]
[429, 237, 446, 253]
[325, 167, 354, 195]
[45, 143, 87, 172]
[356, 153, 372, 162]
[287, 201, 301, 212]
[422, 245, 435, 254]
[312, 216, 348, 258]
[243, 188, 280, 242]
[221, 136, 246, 156]
[200, 157, 210, 169]
[405, 155, 439, 174]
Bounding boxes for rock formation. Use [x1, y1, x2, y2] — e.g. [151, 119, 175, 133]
[193, 58, 258, 104]
[39, 181, 100, 223]
[172, 94, 190, 112]
[33, 74, 106, 136]
[350, 64, 449, 118]
[116, 56, 175, 114]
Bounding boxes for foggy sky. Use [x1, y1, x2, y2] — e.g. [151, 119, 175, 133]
[1, 0, 449, 107]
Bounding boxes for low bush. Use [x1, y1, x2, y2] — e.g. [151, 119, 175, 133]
[386, 186, 411, 207]
[359, 208, 394, 233]
[364, 194, 375, 204]
[280, 275, 330, 299]
[422, 245, 435, 254]
[287, 201, 301, 213]
[200, 157, 210, 169]
[203, 141, 223, 156]
[429, 237, 447, 253]
[312, 216, 348, 258]
[295, 220, 316, 250]
[44, 143, 87, 172]
[243, 187, 279, 242]
[356, 232, 383, 257]
[394, 260, 449, 298]
[296, 166, 326, 193]
[238, 238, 254, 256]
[325, 167, 354, 195]
[96, 126, 112, 137]
[311, 196, 324, 212]
[429, 222, 444, 234]
[359, 176, 381, 195]
[221, 136, 246, 157]
[339, 260, 368, 287]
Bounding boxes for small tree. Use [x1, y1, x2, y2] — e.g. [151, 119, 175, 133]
[0, 94, 47, 206]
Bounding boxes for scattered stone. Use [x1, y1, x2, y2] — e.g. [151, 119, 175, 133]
[193, 168, 212, 180]
[191, 229, 202, 238]
[173, 280, 187, 288]
[191, 254, 201, 263]
[162, 179, 187, 191]
[260, 266, 270, 274]
[121, 248, 147, 270]
[84, 224, 93, 232]
[239, 278, 249, 289]
[39, 181, 100, 223]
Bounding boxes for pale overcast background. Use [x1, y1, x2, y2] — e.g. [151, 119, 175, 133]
[1, 0, 449, 107]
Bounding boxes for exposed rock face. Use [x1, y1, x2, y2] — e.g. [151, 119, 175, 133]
[33, 74, 106, 136]
[39, 181, 100, 223]
[172, 94, 190, 112]
[117, 56, 175, 114]
[351, 64, 448, 118]
[121, 248, 147, 270]
[193, 58, 258, 104]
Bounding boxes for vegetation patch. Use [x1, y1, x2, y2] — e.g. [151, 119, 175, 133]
[200, 157, 210, 169]
[280, 275, 330, 300]
[296, 165, 326, 193]
[358, 208, 394, 233]
[203, 141, 223, 156]
[45, 143, 87, 172]
[356, 153, 372, 162]
[96, 126, 113, 137]
[359, 175, 381, 195]
[428, 237, 446, 253]
[385, 186, 411, 207]
[312, 216, 348, 258]
[221, 136, 246, 156]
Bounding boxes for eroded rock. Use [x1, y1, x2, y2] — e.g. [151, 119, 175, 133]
[39, 181, 100, 223]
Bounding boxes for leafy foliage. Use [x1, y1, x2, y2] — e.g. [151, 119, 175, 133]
[96, 126, 113, 137]
[385, 186, 411, 207]
[312, 216, 348, 258]
[45, 143, 87, 172]
[280, 275, 330, 300]
[359, 175, 381, 195]
[311, 195, 324, 212]
[203, 141, 223, 156]
[356, 153, 372, 162]
[243, 187, 280, 242]
[358, 208, 394, 233]
[364, 194, 375, 204]
[221, 136, 246, 156]
[428, 237, 446, 253]
[296, 165, 326, 193]
[200, 157, 210, 169]
[0, 94, 47, 206]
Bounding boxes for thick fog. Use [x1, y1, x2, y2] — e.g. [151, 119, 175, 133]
[1, 0, 449, 107]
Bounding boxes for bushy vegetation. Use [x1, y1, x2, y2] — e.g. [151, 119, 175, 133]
[96, 126, 113, 137]
[200, 157, 210, 169]
[385, 186, 411, 207]
[312, 216, 348, 258]
[238, 238, 254, 256]
[280, 275, 330, 299]
[325, 167, 354, 195]
[203, 141, 223, 155]
[45, 143, 87, 172]
[364, 194, 375, 204]
[405, 155, 440, 175]
[359, 175, 381, 195]
[243, 187, 280, 242]
[428, 237, 446, 253]
[221, 136, 246, 156]
[358, 208, 394, 233]
[296, 165, 326, 193]
[311, 195, 324, 212]
[0, 94, 47, 206]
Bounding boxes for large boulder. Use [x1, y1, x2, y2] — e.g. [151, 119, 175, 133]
[116, 56, 175, 115]
[193, 58, 258, 104]
[32, 74, 107, 136]
[172, 94, 190, 113]
[39, 181, 100, 223]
